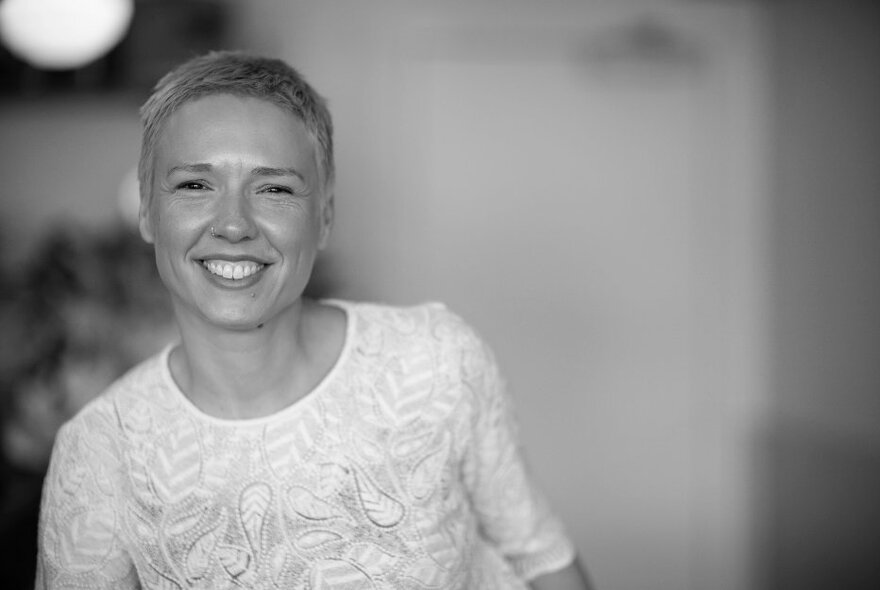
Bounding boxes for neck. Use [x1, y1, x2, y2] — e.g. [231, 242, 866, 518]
[170, 298, 329, 419]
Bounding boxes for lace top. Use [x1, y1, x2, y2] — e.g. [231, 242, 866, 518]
[36, 301, 574, 589]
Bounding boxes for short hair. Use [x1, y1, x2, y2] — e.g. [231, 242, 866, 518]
[138, 51, 334, 204]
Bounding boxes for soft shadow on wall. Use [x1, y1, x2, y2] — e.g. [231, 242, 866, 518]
[764, 2, 880, 590]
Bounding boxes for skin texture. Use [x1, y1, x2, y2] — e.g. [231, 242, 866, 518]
[139, 94, 343, 419]
[141, 94, 331, 332]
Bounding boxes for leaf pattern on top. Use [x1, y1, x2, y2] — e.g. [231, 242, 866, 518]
[167, 502, 207, 538]
[269, 545, 289, 587]
[92, 461, 115, 497]
[36, 302, 574, 590]
[371, 351, 440, 427]
[287, 486, 347, 521]
[346, 542, 400, 577]
[263, 405, 324, 478]
[309, 558, 375, 590]
[100, 550, 134, 582]
[352, 466, 405, 528]
[60, 509, 115, 572]
[317, 462, 349, 498]
[151, 424, 202, 503]
[185, 518, 225, 582]
[217, 545, 255, 584]
[239, 482, 272, 555]
[408, 435, 451, 501]
[413, 508, 458, 571]
[295, 529, 343, 551]
[128, 506, 156, 541]
[202, 455, 230, 490]
[121, 399, 154, 434]
[419, 384, 460, 425]
[358, 322, 385, 356]
[352, 432, 385, 464]
[390, 428, 434, 459]
[58, 455, 86, 499]
[151, 569, 183, 590]
[403, 555, 449, 588]
[128, 448, 156, 505]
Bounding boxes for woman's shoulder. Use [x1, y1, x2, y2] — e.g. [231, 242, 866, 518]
[328, 299, 490, 369]
[328, 298, 446, 319]
[331, 299, 481, 342]
[59, 347, 171, 441]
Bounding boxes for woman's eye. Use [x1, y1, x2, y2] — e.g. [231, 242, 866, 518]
[261, 185, 294, 195]
[177, 181, 207, 191]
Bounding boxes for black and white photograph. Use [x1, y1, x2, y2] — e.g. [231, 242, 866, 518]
[1, 1, 878, 589]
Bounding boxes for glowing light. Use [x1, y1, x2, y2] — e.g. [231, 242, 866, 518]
[0, 0, 134, 70]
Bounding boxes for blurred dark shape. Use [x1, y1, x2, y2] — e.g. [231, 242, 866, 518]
[0, 224, 175, 589]
[0, 219, 339, 587]
[769, 425, 880, 590]
[766, 2, 880, 590]
[122, 0, 229, 92]
[579, 14, 703, 79]
[1, 225, 176, 468]
[0, 0, 229, 97]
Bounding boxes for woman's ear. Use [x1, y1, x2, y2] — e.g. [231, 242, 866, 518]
[138, 198, 155, 245]
[318, 192, 335, 250]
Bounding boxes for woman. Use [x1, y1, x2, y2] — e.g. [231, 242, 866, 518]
[36, 52, 593, 589]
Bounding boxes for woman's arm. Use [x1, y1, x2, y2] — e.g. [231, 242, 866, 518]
[530, 557, 595, 590]
[37, 418, 137, 589]
[447, 309, 594, 589]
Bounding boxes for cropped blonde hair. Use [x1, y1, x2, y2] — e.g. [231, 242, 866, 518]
[138, 51, 334, 204]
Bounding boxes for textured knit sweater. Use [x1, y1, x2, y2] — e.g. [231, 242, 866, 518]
[36, 301, 574, 589]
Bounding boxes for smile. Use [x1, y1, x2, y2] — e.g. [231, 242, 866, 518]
[202, 259, 265, 280]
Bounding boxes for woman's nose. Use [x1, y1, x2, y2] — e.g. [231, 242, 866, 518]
[212, 189, 257, 242]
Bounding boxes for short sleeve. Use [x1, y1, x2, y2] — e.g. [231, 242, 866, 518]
[36, 412, 137, 589]
[458, 325, 576, 581]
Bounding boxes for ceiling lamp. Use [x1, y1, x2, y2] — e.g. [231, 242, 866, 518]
[0, 0, 135, 70]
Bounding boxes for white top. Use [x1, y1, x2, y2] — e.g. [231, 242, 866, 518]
[36, 301, 575, 589]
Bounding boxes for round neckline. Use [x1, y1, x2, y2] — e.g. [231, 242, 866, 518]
[158, 299, 355, 427]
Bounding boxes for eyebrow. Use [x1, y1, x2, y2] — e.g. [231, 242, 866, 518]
[166, 163, 304, 182]
[251, 166, 305, 182]
[167, 163, 213, 177]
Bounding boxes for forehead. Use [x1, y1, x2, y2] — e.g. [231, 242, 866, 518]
[154, 94, 315, 168]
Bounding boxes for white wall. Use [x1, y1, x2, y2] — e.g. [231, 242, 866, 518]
[267, 2, 771, 589]
[0, 98, 141, 263]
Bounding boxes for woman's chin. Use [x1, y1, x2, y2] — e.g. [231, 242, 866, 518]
[182, 302, 275, 333]
[209, 310, 270, 331]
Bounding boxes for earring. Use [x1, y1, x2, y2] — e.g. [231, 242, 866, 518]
[210, 226, 216, 239]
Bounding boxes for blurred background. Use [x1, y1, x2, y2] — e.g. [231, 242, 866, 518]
[1, 0, 878, 589]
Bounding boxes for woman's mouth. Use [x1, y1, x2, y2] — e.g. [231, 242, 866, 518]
[202, 259, 265, 280]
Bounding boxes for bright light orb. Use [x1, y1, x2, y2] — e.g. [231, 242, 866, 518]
[0, 0, 134, 70]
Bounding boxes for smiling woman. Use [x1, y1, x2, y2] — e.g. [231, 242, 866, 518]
[34, 51, 593, 590]
[142, 94, 331, 337]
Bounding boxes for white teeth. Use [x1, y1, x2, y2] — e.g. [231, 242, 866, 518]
[203, 259, 264, 280]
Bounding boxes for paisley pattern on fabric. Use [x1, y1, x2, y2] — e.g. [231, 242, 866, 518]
[36, 301, 574, 589]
